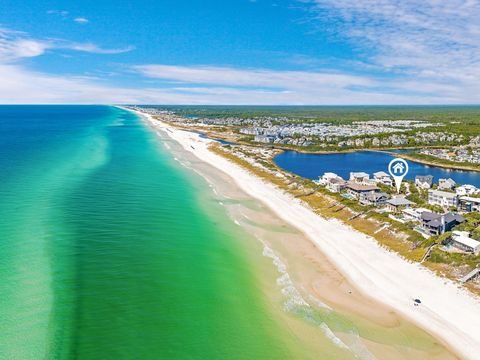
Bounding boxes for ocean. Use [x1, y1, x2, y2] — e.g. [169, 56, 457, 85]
[0, 105, 456, 359]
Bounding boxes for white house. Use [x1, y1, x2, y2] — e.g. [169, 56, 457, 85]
[415, 175, 434, 189]
[373, 171, 393, 186]
[428, 189, 458, 208]
[349, 172, 370, 184]
[456, 184, 479, 196]
[318, 172, 346, 193]
[402, 207, 432, 221]
[318, 172, 340, 185]
[450, 231, 480, 255]
[438, 178, 456, 191]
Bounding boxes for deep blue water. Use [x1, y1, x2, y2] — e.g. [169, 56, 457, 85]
[274, 150, 480, 187]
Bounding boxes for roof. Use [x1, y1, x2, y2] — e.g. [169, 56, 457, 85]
[452, 235, 480, 249]
[428, 189, 458, 199]
[386, 197, 414, 206]
[373, 171, 389, 178]
[421, 212, 465, 226]
[350, 172, 369, 178]
[346, 182, 379, 192]
[459, 196, 480, 204]
[364, 192, 389, 201]
[416, 175, 434, 184]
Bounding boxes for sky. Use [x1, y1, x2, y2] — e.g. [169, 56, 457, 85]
[1, 0, 480, 105]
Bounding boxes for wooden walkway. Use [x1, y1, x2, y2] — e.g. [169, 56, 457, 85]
[460, 268, 480, 283]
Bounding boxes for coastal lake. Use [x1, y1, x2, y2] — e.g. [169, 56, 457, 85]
[274, 150, 480, 186]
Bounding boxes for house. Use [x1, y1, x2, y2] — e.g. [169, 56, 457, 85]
[349, 172, 370, 184]
[428, 189, 458, 208]
[373, 171, 393, 186]
[420, 212, 465, 235]
[326, 177, 347, 193]
[402, 207, 432, 221]
[345, 182, 380, 199]
[318, 172, 340, 185]
[456, 184, 479, 196]
[318, 172, 346, 193]
[385, 197, 414, 213]
[415, 175, 434, 189]
[438, 178, 456, 191]
[360, 191, 389, 206]
[450, 231, 480, 255]
[458, 196, 480, 212]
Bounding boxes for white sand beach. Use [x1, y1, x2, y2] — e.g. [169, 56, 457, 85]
[134, 109, 480, 360]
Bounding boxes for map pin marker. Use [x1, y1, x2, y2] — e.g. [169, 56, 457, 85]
[388, 158, 409, 193]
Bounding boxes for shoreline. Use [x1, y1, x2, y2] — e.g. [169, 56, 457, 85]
[126, 107, 480, 360]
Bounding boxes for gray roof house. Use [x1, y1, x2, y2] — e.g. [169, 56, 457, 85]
[360, 191, 389, 206]
[415, 175, 434, 189]
[385, 197, 414, 212]
[438, 178, 456, 191]
[421, 212, 465, 235]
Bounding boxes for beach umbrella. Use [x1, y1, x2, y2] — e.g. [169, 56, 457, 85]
[414, 299, 421, 304]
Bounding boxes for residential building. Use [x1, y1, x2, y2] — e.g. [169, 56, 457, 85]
[349, 172, 370, 184]
[458, 196, 480, 212]
[326, 177, 347, 193]
[456, 184, 479, 196]
[438, 178, 456, 191]
[360, 191, 389, 206]
[385, 197, 414, 213]
[415, 175, 434, 189]
[402, 207, 432, 221]
[318, 172, 340, 185]
[373, 171, 393, 186]
[345, 182, 379, 199]
[428, 189, 458, 208]
[450, 231, 480, 255]
[420, 212, 465, 235]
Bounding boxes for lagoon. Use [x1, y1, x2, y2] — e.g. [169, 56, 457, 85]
[274, 150, 480, 187]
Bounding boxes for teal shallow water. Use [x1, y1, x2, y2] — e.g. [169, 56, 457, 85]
[0, 106, 318, 359]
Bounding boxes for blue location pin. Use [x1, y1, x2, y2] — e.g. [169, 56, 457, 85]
[388, 158, 409, 193]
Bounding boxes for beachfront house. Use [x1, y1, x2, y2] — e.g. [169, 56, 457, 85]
[438, 178, 456, 191]
[456, 184, 479, 196]
[402, 207, 432, 221]
[385, 197, 414, 213]
[359, 191, 389, 206]
[458, 196, 480, 212]
[415, 175, 434, 189]
[428, 189, 458, 208]
[373, 171, 393, 186]
[349, 172, 370, 184]
[345, 182, 380, 200]
[420, 212, 465, 235]
[449, 231, 480, 255]
[318, 172, 347, 193]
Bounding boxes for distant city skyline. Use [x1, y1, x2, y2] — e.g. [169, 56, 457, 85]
[1, 0, 480, 104]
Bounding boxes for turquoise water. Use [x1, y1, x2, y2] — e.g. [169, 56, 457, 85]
[0, 106, 321, 359]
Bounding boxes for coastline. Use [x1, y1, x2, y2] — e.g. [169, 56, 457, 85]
[127, 107, 480, 360]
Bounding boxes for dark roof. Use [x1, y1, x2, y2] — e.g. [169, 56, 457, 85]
[364, 192, 389, 201]
[422, 212, 465, 228]
[416, 175, 434, 184]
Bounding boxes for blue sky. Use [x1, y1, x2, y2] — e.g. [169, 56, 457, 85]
[1, 0, 479, 104]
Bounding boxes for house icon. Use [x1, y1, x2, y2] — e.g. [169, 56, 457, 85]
[392, 162, 405, 174]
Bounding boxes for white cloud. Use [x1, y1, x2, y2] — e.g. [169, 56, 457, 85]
[74, 17, 89, 24]
[0, 28, 133, 61]
[132, 64, 374, 89]
[302, 0, 480, 96]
